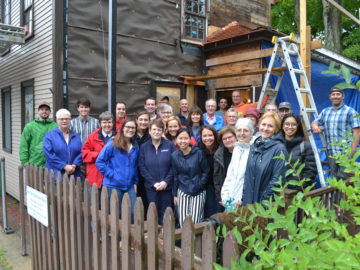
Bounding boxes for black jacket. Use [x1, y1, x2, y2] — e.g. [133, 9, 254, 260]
[242, 133, 288, 206]
[285, 136, 317, 190]
[171, 146, 209, 196]
[213, 145, 232, 202]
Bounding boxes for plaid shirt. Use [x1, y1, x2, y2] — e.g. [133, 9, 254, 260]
[70, 116, 99, 143]
[316, 104, 360, 156]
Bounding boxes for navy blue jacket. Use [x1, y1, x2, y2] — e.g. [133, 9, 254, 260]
[96, 141, 139, 190]
[139, 138, 176, 190]
[171, 146, 209, 196]
[242, 133, 288, 206]
[43, 127, 82, 181]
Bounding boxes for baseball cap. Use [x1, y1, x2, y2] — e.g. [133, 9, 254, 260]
[244, 108, 261, 119]
[329, 87, 344, 94]
[38, 101, 51, 110]
[278, 102, 292, 110]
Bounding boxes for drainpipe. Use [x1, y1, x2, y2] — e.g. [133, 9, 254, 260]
[1, 157, 14, 234]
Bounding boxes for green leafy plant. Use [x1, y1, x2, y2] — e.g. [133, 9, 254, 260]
[321, 61, 360, 90]
[0, 250, 13, 270]
[215, 149, 360, 269]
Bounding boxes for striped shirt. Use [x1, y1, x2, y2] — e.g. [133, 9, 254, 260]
[316, 104, 360, 156]
[70, 116, 99, 143]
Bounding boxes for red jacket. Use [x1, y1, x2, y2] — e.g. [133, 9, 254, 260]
[115, 115, 127, 133]
[82, 128, 115, 188]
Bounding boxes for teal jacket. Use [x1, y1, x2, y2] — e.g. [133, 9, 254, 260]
[19, 119, 58, 167]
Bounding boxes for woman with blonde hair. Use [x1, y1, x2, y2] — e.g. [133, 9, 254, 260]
[242, 112, 288, 205]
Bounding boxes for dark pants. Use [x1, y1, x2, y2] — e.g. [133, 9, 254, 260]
[146, 188, 173, 225]
[328, 157, 347, 179]
[204, 185, 224, 219]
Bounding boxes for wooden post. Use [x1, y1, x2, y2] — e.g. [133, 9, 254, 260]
[101, 187, 109, 270]
[18, 166, 27, 256]
[147, 203, 159, 270]
[49, 170, 59, 270]
[75, 178, 84, 270]
[162, 207, 175, 270]
[222, 232, 239, 269]
[91, 184, 100, 270]
[134, 197, 145, 270]
[110, 190, 120, 270]
[201, 224, 216, 269]
[56, 172, 65, 270]
[121, 193, 132, 270]
[83, 181, 91, 270]
[181, 216, 195, 270]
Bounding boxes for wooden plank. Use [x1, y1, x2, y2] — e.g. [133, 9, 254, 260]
[69, 176, 78, 270]
[147, 203, 159, 270]
[163, 207, 175, 270]
[101, 187, 109, 270]
[183, 80, 206, 86]
[222, 232, 239, 269]
[49, 170, 59, 270]
[56, 172, 65, 270]
[39, 169, 48, 270]
[83, 182, 91, 270]
[44, 169, 53, 270]
[63, 174, 71, 270]
[325, 0, 360, 25]
[122, 193, 132, 270]
[181, 66, 288, 81]
[181, 216, 195, 270]
[134, 197, 145, 270]
[91, 185, 101, 270]
[18, 166, 27, 256]
[201, 224, 216, 270]
[34, 167, 43, 270]
[75, 179, 84, 270]
[28, 166, 37, 270]
[110, 189, 119, 270]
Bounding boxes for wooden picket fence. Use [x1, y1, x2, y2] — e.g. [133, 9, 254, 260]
[21, 165, 241, 270]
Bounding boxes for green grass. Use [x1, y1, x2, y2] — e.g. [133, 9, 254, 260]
[0, 249, 13, 270]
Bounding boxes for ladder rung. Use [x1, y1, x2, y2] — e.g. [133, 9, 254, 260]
[303, 108, 316, 113]
[287, 50, 298, 55]
[292, 68, 305, 74]
[298, 88, 311, 94]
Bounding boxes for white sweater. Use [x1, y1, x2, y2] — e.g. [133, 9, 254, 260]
[221, 142, 250, 205]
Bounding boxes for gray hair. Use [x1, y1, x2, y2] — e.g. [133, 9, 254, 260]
[56, 108, 71, 119]
[99, 111, 114, 121]
[227, 108, 238, 114]
[235, 118, 255, 135]
[159, 104, 173, 114]
[205, 98, 216, 106]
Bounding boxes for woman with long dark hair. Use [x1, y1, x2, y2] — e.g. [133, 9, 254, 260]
[281, 113, 316, 189]
[187, 106, 204, 144]
[96, 118, 139, 220]
[198, 125, 221, 217]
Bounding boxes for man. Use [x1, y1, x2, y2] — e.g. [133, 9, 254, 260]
[144, 97, 160, 120]
[225, 108, 239, 126]
[177, 99, 189, 126]
[203, 99, 225, 132]
[231, 90, 268, 115]
[311, 87, 360, 179]
[265, 103, 278, 113]
[216, 98, 228, 119]
[115, 101, 127, 133]
[244, 107, 261, 137]
[278, 102, 292, 119]
[19, 101, 58, 167]
[70, 98, 99, 143]
[158, 96, 170, 108]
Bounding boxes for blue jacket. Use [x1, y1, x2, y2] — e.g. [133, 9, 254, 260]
[43, 127, 83, 181]
[177, 113, 188, 126]
[203, 113, 225, 132]
[96, 141, 139, 190]
[139, 138, 175, 190]
[242, 133, 288, 206]
[171, 146, 209, 196]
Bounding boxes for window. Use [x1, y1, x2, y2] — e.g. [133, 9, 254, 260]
[182, 0, 207, 41]
[21, 79, 34, 129]
[2, 86, 12, 152]
[1, 0, 11, 24]
[21, 0, 34, 39]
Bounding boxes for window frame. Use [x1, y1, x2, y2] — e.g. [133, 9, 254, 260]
[181, 0, 208, 43]
[21, 79, 34, 130]
[20, 0, 34, 40]
[1, 86, 12, 153]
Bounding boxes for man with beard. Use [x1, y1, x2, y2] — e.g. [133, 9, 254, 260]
[19, 101, 58, 167]
[311, 87, 360, 179]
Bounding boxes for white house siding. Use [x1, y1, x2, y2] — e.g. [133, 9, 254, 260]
[0, 0, 53, 199]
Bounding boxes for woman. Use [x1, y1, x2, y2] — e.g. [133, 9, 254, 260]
[242, 112, 288, 206]
[221, 118, 254, 210]
[198, 125, 221, 218]
[82, 111, 116, 189]
[165, 116, 196, 147]
[213, 126, 237, 209]
[139, 119, 176, 224]
[134, 111, 151, 146]
[224, 108, 239, 126]
[96, 118, 139, 220]
[159, 104, 173, 124]
[171, 128, 209, 227]
[43, 109, 82, 181]
[115, 101, 127, 133]
[281, 113, 316, 190]
[187, 106, 204, 144]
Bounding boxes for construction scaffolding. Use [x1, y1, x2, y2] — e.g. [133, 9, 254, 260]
[0, 23, 25, 54]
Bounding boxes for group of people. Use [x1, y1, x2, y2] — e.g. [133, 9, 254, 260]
[19, 87, 360, 227]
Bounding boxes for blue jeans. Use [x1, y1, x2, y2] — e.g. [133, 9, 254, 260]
[106, 186, 137, 223]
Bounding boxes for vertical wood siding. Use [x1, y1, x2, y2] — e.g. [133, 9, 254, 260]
[0, 0, 53, 199]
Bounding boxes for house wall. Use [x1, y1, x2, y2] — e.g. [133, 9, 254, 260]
[0, 0, 53, 199]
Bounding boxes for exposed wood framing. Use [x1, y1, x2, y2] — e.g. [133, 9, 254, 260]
[325, 0, 360, 26]
[183, 80, 206, 86]
[181, 66, 288, 81]
[206, 40, 322, 67]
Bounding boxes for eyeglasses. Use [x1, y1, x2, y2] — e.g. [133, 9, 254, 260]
[284, 123, 297, 127]
[161, 111, 172, 115]
[237, 129, 250, 134]
[227, 115, 238, 118]
[124, 126, 136, 130]
[58, 118, 70, 122]
[222, 136, 235, 141]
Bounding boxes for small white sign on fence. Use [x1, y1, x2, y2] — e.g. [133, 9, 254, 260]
[26, 186, 48, 227]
